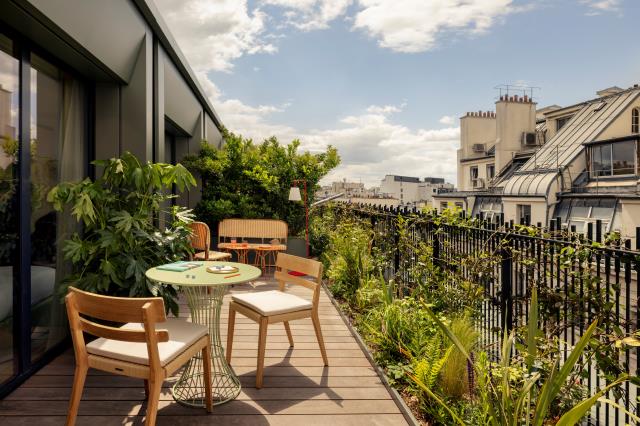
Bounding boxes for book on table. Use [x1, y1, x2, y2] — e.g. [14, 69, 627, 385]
[157, 261, 203, 272]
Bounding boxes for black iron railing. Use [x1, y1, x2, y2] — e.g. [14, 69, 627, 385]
[321, 203, 640, 425]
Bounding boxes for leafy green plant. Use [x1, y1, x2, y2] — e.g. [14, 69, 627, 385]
[440, 316, 477, 398]
[183, 129, 339, 236]
[324, 218, 373, 301]
[412, 337, 453, 393]
[47, 152, 196, 315]
[422, 288, 635, 426]
[312, 204, 639, 424]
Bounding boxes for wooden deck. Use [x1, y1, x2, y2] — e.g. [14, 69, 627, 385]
[0, 278, 408, 425]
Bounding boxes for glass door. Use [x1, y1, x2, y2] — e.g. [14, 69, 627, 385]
[29, 53, 85, 363]
[0, 29, 87, 395]
[0, 32, 19, 386]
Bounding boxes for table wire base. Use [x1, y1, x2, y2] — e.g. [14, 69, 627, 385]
[172, 285, 241, 407]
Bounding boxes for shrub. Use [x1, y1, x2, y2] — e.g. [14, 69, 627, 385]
[183, 129, 339, 235]
[323, 218, 373, 301]
[440, 316, 477, 398]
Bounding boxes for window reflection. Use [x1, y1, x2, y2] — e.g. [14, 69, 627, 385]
[591, 141, 637, 177]
[30, 53, 85, 363]
[0, 33, 18, 385]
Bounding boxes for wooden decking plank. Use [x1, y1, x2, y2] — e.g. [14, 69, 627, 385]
[0, 399, 401, 415]
[2, 414, 408, 426]
[1, 279, 409, 425]
[5, 386, 394, 401]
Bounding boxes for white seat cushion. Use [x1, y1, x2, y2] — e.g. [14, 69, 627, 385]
[86, 318, 208, 366]
[194, 251, 232, 261]
[232, 290, 312, 316]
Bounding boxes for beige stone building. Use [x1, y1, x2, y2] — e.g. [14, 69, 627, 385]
[380, 175, 453, 208]
[434, 85, 640, 242]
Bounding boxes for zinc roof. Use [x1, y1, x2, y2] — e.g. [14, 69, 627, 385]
[502, 88, 640, 196]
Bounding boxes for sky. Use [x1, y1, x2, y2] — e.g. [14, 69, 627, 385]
[153, 0, 640, 187]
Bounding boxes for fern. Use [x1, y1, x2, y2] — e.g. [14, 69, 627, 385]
[412, 336, 453, 391]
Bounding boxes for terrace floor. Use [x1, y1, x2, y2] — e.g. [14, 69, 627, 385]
[0, 278, 408, 425]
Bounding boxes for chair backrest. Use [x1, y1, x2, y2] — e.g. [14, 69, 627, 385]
[189, 221, 211, 254]
[218, 219, 288, 244]
[65, 287, 169, 364]
[274, 253, 323, 307]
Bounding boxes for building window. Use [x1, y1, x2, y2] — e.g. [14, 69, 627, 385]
[633, 108, 639, 134]
[486, 163, 495, 180]
[517, 204, 531, 224]
[470, 166, 478, 181]
[454, 202, 464, 210]
[591, 141, 637, 177]
[556, 115, 572, 131]
[554, 199, 616, 233]
[440, 202, 448, 211]
[472, 196, 502, 222]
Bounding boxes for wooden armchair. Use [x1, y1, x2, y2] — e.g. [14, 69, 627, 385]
[225, 253, 328, 388]
[189, 221, 232, 261]
[64, 287, 213, 426]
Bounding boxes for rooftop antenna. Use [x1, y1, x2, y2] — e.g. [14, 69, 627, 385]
[494, 84, 541, 102]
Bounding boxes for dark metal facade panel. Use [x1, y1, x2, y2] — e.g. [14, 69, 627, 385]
[163, 49, 201, 137]
[25, 0, 147, 82]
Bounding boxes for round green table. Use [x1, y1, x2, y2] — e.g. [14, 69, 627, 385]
[146, 261, 262, 407]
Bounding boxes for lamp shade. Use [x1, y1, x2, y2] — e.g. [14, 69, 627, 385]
[288, 186, 302, 201]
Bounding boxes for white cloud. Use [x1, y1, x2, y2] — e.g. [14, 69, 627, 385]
[439, 115, 455, 125]
[306, 108, 461, 186]
[262, 0, 352, 30]
[580, 0, 621, 16]
[155, 1, 463, 186]
[201, 89, 461, 186]
[154, 0, 276, 72]
[198, 76, 297, 142]
[353, 0, 521, 53]
[365, 104, 402, 114]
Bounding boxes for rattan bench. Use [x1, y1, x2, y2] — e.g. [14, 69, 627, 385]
[217, 219, 288, 247]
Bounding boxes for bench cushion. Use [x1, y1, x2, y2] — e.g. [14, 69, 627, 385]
[86, 318, 208, 366]
[232, 290, 312, 316]
[194, 250, 232, 261]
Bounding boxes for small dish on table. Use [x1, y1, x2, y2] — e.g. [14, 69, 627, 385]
[207, 265, 239, 274]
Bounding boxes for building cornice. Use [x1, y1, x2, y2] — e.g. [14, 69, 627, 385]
[460, 155, 495, 163]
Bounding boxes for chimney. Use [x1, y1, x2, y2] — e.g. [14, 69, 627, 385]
[495, 92, 537, 172]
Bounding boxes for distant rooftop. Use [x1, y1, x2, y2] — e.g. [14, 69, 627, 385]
[596, 86, 624, 97]
[423, 177, 445, 184]
[386, 175, 420, 183]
